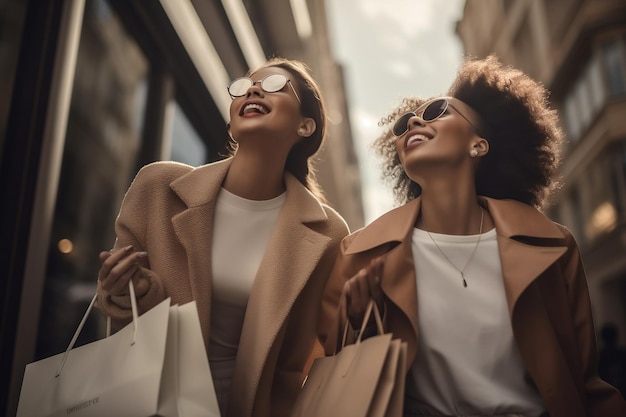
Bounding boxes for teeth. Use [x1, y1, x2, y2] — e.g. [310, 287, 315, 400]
[243, 103, 268, 114]
[407, 134, 429, 146]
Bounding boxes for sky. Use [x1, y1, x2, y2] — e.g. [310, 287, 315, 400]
[325, 0, 466, 224]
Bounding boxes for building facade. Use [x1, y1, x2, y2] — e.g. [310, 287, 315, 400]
[457, 0, 626, 342]
[0, 0, 363, 415]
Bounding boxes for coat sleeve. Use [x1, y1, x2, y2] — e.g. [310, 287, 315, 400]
[318, 232, 393, 356]
[559, 226, 626, 415]
[318, 237, 352, 356]
[96, 166, 168, 329]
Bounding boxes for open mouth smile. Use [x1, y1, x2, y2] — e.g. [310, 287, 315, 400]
[241, 103, 269, 116]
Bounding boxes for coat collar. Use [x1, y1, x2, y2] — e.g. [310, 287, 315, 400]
[170, 157, 329, 223]
[346, 196, 566, 254]
[345, 196, 568, 318]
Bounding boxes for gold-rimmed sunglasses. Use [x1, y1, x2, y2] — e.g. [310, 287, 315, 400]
[392, 97, 482, 137]
[227, 74, 301, 103]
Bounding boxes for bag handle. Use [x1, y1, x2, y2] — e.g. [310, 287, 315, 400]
[55, 280, 139, 377]
[339, 299, 384, 349]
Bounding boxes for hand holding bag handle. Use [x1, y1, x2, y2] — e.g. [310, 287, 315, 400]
[341, 299, 384, 348]
[292, 299, 406, 417]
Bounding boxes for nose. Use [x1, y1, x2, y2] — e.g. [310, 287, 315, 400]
[407, 114, 426, 130]
[245, 81, 264, 98]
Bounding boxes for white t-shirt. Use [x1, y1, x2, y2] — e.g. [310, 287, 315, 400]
[208, 187, 285, 411]
[406, 227, 545, 417]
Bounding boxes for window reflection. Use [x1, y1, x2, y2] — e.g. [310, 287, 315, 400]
[168, 101, 207, 167]
[36, 0, 149, 359]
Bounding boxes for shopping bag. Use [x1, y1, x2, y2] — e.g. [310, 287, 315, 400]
[16, 281, 220, 417]
[159, 301, 220, 417]
[291, 300, 407, 417]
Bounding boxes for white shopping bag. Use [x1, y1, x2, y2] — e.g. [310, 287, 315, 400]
[159, 302, 220, 417]
[16, 281, 220, 417]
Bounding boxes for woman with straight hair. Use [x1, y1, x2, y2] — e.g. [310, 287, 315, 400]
[97, 57, 349, 417]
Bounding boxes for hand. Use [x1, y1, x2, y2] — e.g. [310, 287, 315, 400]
[342, 257, 384, 329]
[98, 245, 150, 297]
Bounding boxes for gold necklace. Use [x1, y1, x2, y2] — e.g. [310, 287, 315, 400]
[426, 207, 484, 288]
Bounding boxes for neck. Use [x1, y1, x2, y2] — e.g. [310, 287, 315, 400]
[417, 186, 487, 235]
[223, 148, 287, 200]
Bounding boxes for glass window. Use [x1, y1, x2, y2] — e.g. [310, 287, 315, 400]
[603, 38, 626, 96]
[564, 92, 581, 141]
[0, 0, 27, 157]
[36, 0, 149, 359]
[575, 74, 592, 134]
[588, 56, 606, 113]
[167, 101, 207, 167]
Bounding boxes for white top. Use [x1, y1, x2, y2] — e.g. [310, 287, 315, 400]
[406, 227, 545, 417]
[208, 187, 285, 409]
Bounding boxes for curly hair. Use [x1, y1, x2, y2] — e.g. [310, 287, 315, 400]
[373, 55, 564, 210]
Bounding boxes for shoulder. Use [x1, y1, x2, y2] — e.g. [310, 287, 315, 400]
[320, 203, 350, 238]
[133, 161, 194, 185]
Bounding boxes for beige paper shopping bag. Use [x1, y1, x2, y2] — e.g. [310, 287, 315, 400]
[291, 300, 407, 417]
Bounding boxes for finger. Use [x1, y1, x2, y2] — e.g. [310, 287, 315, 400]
[100, 250, 142, 292]
[99, 245, 134, 281]
[109, 264, 139, 296]
[99, 251, 112, 263]
[133, 271, 150, 297]
[368, 258, 385, 304]
[347, 269, 368, 320]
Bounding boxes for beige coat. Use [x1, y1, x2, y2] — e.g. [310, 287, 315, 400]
[321, 196, 626, 417]
[97, 158, 349, 417]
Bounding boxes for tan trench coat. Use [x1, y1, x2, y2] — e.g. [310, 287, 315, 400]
[320, 196, 626, 417]
[97, 157, 349, 417]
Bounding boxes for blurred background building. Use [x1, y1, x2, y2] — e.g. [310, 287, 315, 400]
[457, 0, 626, 347]
[0, 0, 362, 415]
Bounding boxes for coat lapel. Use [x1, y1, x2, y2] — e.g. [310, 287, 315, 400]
[231, 173, 334, 415]
[481, 197, 568, 313]
[345, 199, 422, 366]
[169, 158, 232, 346]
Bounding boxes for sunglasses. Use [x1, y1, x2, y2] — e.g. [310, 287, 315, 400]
[227, 74, 301, 103]
[392, 98, 481, 137]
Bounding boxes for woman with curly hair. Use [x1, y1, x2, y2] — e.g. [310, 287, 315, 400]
[320, 55, 626, 416]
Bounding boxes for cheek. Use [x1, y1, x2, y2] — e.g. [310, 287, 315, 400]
[395, 140, 405, 162]
[229, 101, 240, 121]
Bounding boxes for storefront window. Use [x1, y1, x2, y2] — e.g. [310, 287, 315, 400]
[0, 0, 27, 157]
[168, 101, 207, 166]
[36, 0, 149, 358]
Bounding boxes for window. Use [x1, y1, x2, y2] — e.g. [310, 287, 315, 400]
[36, 0, 149, 358]
[603, 37, 626, 96]
[167, 101, 207, 167]
[0, 0, 27, 156]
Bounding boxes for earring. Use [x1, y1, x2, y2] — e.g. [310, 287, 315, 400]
[470, 149, 478, 157]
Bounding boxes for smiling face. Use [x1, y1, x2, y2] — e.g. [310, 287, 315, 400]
[395, 97, 487, 183]
[228, 66, 313, 153]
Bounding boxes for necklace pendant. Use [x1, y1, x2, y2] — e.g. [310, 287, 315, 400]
[461, 272, 468, 288]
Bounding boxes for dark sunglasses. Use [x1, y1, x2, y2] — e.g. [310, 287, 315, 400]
[392, 98, 480, 137]
[227, 74, 301, 103]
